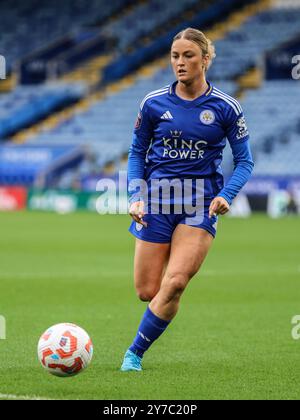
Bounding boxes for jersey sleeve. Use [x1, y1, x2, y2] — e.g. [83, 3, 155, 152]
[218, 102, 253, 205]
[131, 100, 154, 154]
[218, 140, 254, 205]
[224, 102, 250, 146]
[127, 100, 154, 203]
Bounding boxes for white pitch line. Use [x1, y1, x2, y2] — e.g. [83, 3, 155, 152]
[0, 393, 52, 401]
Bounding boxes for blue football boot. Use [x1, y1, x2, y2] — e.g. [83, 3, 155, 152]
[120, 349, 143, 372]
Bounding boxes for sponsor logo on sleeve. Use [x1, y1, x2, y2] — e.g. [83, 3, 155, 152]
[135, 112, 142, 130]
[236, 116, 249, 140]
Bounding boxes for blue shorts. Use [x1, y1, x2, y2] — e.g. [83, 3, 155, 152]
[128, 205, 218, 244]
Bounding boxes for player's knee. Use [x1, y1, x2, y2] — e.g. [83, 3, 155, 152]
[136, 287, 158, 302]
[137, 291, 151, 302]
[164, 272, 189, 299]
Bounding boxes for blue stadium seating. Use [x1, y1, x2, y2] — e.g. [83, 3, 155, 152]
[100, 0, 201, 53]
[254, 130, 300, 175]
[0, 83, 85, 138]
[0, 0, 129, 69]
[221, 80, 300, 176]
[209, 8, 300, 79]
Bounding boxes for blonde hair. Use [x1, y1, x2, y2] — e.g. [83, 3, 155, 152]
[173, 28, 216, 72]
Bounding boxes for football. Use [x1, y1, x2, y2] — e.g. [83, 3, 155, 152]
[37, 323, 93, 377]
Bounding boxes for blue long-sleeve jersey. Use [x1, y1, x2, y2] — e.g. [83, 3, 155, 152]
[128, 81, 254, 206]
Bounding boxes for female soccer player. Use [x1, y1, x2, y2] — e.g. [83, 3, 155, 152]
[121, 28, 254, 371]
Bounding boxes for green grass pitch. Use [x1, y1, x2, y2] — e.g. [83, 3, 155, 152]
[0, 211, 299, 400]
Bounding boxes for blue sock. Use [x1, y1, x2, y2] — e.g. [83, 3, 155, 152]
[129, 306, 171, 358]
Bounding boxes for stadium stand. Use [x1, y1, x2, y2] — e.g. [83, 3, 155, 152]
[10, 0, 233, 145]
[242, 81, 299, 150]
[100, 0, 205, 53]
[208, 8, 300, 80]
[0, 0, 132, 70]
[101, 0, 260, 83]
[17, 0, 215, 87]
[248, 84, 300, 176]
[0, 0, 299, 187]
[222, 80, 300, 176]
[0, 83, 85, 139]
[274, 0, 300, 8]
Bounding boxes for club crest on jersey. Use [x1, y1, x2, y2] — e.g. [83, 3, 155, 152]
[200, 110, 215, 125]
[136, 223, 143, 232]
[135, 112, 142, 130]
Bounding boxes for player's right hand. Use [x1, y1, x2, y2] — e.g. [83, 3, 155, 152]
[129, 201, 148, 227]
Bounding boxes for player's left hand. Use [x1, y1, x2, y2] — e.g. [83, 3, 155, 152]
[209, 196, 230, 218]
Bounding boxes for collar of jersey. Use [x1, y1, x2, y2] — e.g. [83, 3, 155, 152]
[169, 80, 213, 108]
